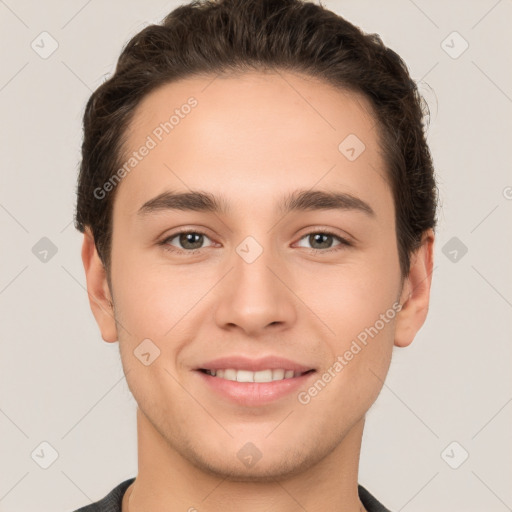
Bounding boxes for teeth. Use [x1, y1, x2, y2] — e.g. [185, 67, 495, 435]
[237, 370, 256, 382]
[224, 369, 237, 381]
[204, 368, 305, 382]
[271, 369, 285, 381]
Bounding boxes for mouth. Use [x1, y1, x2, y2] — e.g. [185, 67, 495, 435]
[195, 367, 317, 406]
[198, 368, 315, 382]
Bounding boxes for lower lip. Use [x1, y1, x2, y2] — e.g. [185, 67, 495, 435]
[195, 370, 316, 406]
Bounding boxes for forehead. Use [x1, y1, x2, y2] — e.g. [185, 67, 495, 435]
[114, 70, 391, 220]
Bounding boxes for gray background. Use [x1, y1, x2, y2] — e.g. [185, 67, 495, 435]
[1, 1, 511, 511]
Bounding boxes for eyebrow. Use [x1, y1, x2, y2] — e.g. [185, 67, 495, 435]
[137, 189, 375, 217]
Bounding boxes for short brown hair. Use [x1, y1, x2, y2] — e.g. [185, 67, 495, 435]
[75, 0, 437, 277]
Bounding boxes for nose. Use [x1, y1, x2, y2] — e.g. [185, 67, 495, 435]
[213, 244, 297, 337]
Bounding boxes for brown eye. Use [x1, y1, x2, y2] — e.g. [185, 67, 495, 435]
[296, 231, 351, 252]
[309, 233, 335, 250]
[177, 232, 204, 250]
[162, 231, 214, 252]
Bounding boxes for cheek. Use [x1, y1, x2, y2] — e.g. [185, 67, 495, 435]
[114, 268, 189, 340]
[305, 291, 397, 422]
[325, 287, 397, 385]
[110, 245, 221, 367]
[315, 254, 401, 337]
[310, 250, 400, 393]
[110, 240, 172, 338]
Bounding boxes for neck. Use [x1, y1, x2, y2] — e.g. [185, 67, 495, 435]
[123, 408, 367, 512]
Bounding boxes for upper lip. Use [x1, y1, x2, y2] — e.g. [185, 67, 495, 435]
[197, 355, 315, 373]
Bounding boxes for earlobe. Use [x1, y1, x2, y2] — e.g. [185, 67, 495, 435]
[394, 229, 435, 348]
[81, 228, 118, 343]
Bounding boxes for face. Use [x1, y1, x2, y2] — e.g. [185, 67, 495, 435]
[84, 70, 433, 481]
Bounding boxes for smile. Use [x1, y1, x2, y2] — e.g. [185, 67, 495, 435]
[200, 368, 313, 382]
[196, 368, 317, 406]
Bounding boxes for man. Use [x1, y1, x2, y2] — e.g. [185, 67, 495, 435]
[73, 0, 436, 510]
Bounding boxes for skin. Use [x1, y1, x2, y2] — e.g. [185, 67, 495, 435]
[81, 70, 434, 512]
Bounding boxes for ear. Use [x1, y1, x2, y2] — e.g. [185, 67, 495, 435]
[394, 229, 435, 348]
[81, 227, 118, 343]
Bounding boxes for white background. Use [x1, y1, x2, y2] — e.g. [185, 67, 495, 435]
[1, 1, 511, 511]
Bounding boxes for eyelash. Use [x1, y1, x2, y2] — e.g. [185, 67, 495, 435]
[158, 228, 352, 255]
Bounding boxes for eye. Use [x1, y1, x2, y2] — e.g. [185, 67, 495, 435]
[296, 230, 351, 253]
[158, 228, 352, 255]
[160, 230, 214, 253]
